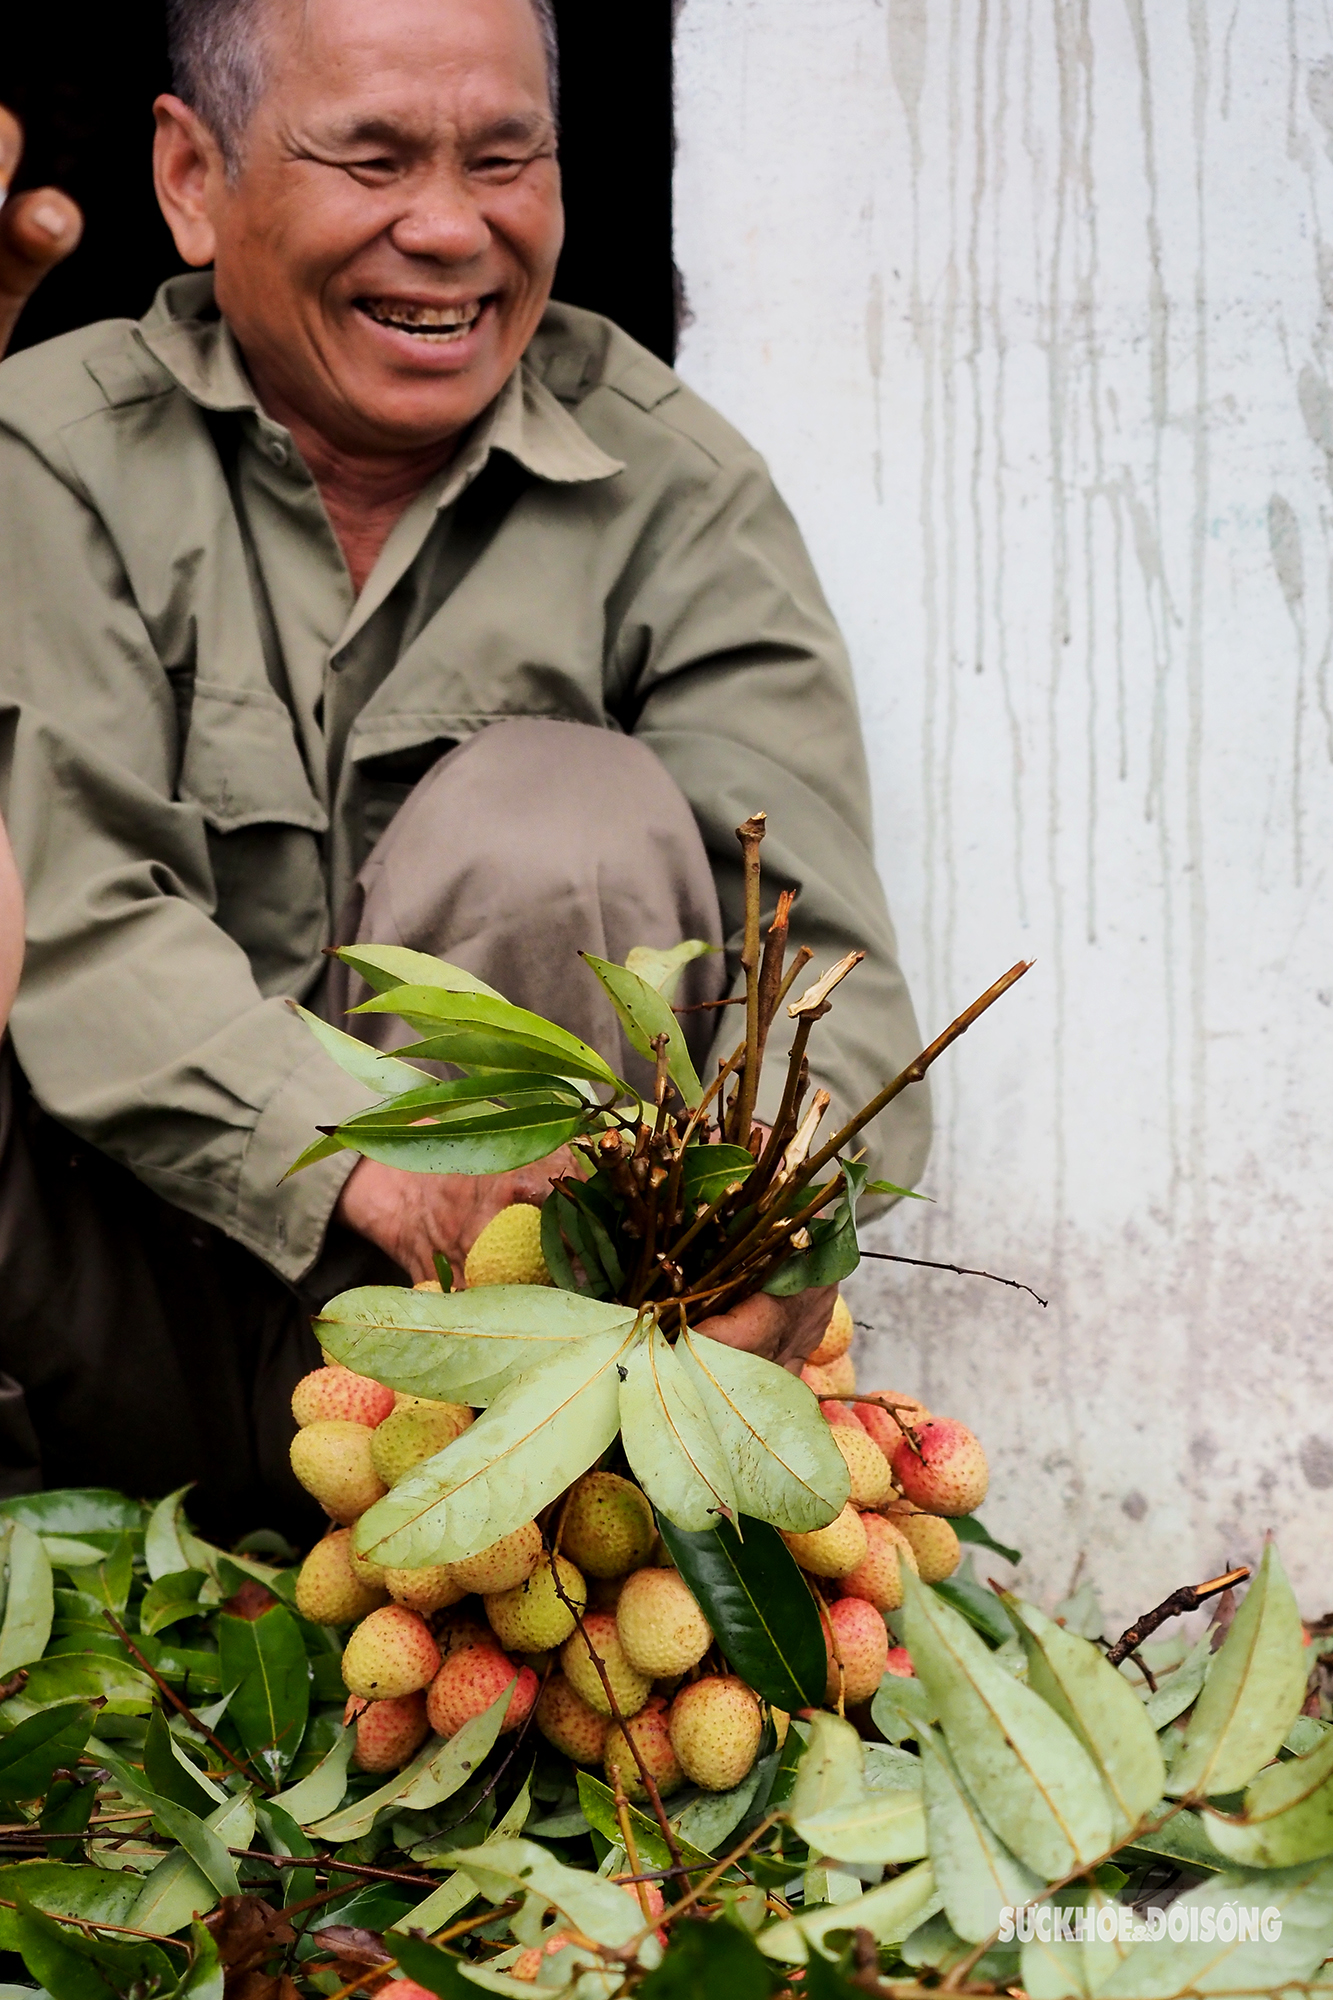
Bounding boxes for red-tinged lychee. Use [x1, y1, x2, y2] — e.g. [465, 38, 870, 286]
[669, 1676, 763, 1791]
[891, 1418, 989, 1516]
[604, 1694, 683, 1802]
[560, 1609, 651, 1718]
[802, 1352, 856, 1399]
[616, 1569, 712, 1677]
[535, 1673, 610, 1764]
[854, 1393, 932, 1458]
[510, 1882, 664, 1983]
[438, 1613, 491, 1656]
[383, 1564, 469, 1614]
[370, 1400, 473, 1487]
[824, 1596, 890, 1706]
[425, 1645, 536, 1737]
[291, 1366, 396, 1429]
[446, 1520, 544, 1595]
[485, 1554, 586, 1652]
[837, 1512, 919, 1612]
[807, 1293, 854, 1368]
[830, 1424, 894, 1508]
[560, 1471, 656, 1579]
[294, 1529, 389, 1626]
[341, 1604, 441, 1700]
[823, 1400, 862, 1429]
[391, 1984, 445, 2000]
[885, 1646, 916, 1677]
[782, 1503, 868, 1579]
[289, 1422, 388, 1523]
[885, 1502, 961, 1584]
[464, 1203, 552, 1288]
[348, 1691, 430, 1772]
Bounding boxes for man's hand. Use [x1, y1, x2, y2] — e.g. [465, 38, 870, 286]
[694, 1284, 838, 1374]
[0, 108, 82, 361]
[336, 1148, 575, 1285]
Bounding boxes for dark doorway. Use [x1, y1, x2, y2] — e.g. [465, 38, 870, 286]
[4, 0, 676, 362]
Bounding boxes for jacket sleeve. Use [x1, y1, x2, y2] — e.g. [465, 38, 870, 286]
[0, 432, 372, 1284]
[610, 447, 931, 1195]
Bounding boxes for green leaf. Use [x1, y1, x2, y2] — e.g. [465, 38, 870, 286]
[1093, 1855, 1332, 1996]
[1204, 1726, 1333, 1867]
[40, 1539, 114, 1572]
[0, 1493, 142, 1536]
[674, 1759, 773, 1857]
[353, 1324, 636, 1569]
[269, 1722, 355, 1828]
[575, 1773, 712, 1871]
[930, 1575, 1014, 1650]
[1116, 1805, 1229, 1873]
[624, 939, 719, 1003]
[353, 985, 621, 1088]
[0, 1524, 54, 1677]
[762, 1163, 866, 1296]
[315, 1284, 636, 1406]
[253, 1797, 317, 1909]
[955, 1516, 1023, 1566]
[901, 1569, 1113, 1878]
[172, 1920, 224, 2000]
[638, 1917, 781, 1999]
[786, 1713, 927, 1863]
[217, 1601, 310, 1783]
[142, 1710, 225, 1818]
[323, 1100, 596, 1177]
[1165, 1544, 1309, 1799]
[10, 1899, 174, 2000]
[0, 1704, 95, 1802]
[1142, 1634, 1213, 1729]
[915, 1722, 1042, 1943]
[127, 1791, 255, 1937]
[139, 1573, 206, 1638]
[390, 1781, 532, 1936]
[331, 944, 504, 1000]
[619, 1324, 739, 1531]
[1003, 1594, 1165, 1838]
[438, 1837, 647, 1953]
[0, 1862, 142, 1953]
[143, 1489, 193, 1584]
[1, 1654, 156, 1720]
[655, 1516, 826, 1710]
[391, 1935, 477, 1997]
[96, 1749, 240, 1897]
[579, 952, 704, 1107]
[309, 1679, 514, 1841]
[758, 1859, 939, 1963]
[679, 1144, 757, 1210]
[292, 1004, 429, 1094]
[676, 1329, 849, 1533]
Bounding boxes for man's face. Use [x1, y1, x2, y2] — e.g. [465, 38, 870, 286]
[197, 0, 563, 453]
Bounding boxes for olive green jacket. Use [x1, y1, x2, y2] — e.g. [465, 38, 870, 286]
[0, 275, 928, 1285]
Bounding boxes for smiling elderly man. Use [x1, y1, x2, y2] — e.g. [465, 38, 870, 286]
[0, 0, 928, 1533]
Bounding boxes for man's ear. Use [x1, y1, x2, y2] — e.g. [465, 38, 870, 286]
[153, 95, 225, 268]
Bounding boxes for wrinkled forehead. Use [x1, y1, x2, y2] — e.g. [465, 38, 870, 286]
[262, 0, 554, 118]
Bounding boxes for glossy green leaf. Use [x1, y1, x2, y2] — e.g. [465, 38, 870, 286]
[335, 1076, 583, 1129]
[656, 1515, 826, 1710]
[1204, 1726, 1333, 1867]
[353, 985, 621, 1087]
[390, 1781, 532, 1936]
[1142, 1634, 1212, 1728]
[0, 1653, 156, 1720]
[638, 1918, 781, 1999]
[0, 1862, 142, 1952]
[901, 1569, 1113, 1878]
[1166, 1545, 1309, 1799]
[915, 1722, 1042, 1943]
[758, 1859, 939, 1962]
[174, 1920, 224, 2000]
[143, 1488, 193, 1584]
[0, 1493, 141, 1536]
[956, 1516, 1023, 1566]
[324, 1100, 596, 1177]
[440, 1837, 648, 1954]
[0, 1524, 54, 1677]
[579, 952, 703, 1107]
[217, 1601, 310, 1782]
[575, 1773, 712, 1871]
[762, 1166, 864, 1296]
[679, 1144, 757, 1209]
[96, 1749, 240, 1897]
[139, 1572, 206, 1638]
[676, 1328, 849, 1532]
[391, 1936, 477, 1997]
[674, 1758, 773, 1857]
[1004, 1594, 1165, 1838]
[142, 1709, 225, 1817]
[1094, 1856, 1332, 1996]
[1117, 1805, 1228, 1873]
[786, 1713, 927, 1863]
[619, 1324, 739, 1531]
[127, 1791, 255, 1937]
[292, 1004, 428, 1095]
[0, 1703, 95, 1802]
[10, 1898, 175, 2000]
[39, 1539, 113, 1572]
[269, 1722, 355, 1828]
[315, 1284, 636, 1406]
[331, 944, 504, 999]
[354, 1324, 636, 1569]
[310, 1678, 514, 1840]
[931, 1575, 1014, 1649]
[624, 939, 718, 1002]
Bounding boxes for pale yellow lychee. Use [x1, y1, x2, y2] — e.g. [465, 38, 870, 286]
[341, 1604, 441, 1700]
[801, 1352, 856, 1399]
[383, 1564, 470, 1614]
[807, 1293, 854, 1368]
[560, 1610, 652, 1718]
[485, 1553, 586, 1652]
[535, 1674, 610, 1765]
[830, 1424, 894, 1508]
[885, 1503, 961, 1584]
[446, 1520, 543, 1595]
[668, 1676, 762, 1791]
[604, 1695, 683, 1802]
[370, 1401, 473, 1487]
[349, 1542, 389, 1592]
[560, 1471, 656, 1579]
[782, 1502, 868, 1579]
[837, 1513, 919, 1611]
[291, 1366, 396, 1429]
[616, 1569, 712, 1677]
[463, 1204, 552, 1288]
[295, 1530, 388, 1626]
[290, 1421, 388, 1523]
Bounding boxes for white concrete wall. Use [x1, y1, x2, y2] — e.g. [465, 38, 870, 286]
[674, 0, 1332, 1623]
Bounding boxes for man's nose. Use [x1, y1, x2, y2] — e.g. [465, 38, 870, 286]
[388, 167, 493, 265]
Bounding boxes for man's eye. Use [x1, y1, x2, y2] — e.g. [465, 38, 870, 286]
[472, 153, 529, 176]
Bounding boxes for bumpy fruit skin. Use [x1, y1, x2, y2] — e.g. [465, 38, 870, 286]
[291, 1366, 396, 1429]
[616, 1569, 712, 1677]
[295, 1530, 389, 1626]
[370, 1402, 473, 1487]
[830, 1424, 894, 1508]
[560, 1610, 651, 1718]
[891, 1418, 989, 1515]
[383, 1565, 469, 1614]
[604, 1694, 683, 1802]
[885, 1645, 916, 1677]
[886, 1504, 961, 1583]
[822, 1400, 862, 1429]
[341, 1605, 441, 1700]
[438, 1613, 491, 1656]
[669, 1676, 762, 1791]
[426, 1645, 537, 1736]
[782, 1503, 868, 1579]
[485, 1554, 586, 1652]
[838, 1513, 919, 1612]
[349, 1542, 388, 1591]
[824, 1596, 890, 1706]
[446, 1520, 544, 1596]
[290, 1422, 388, 1523]
[535, 1673, 610, 1764]
[390, 1984, 443, 2000]
[560, 1471, 656, 1579]
[463, 1203, 552, 1288]
[807, 1293, 854, 1367]
[855, 1394, 931, 1458]
[802, 1352, 856, 1399]
[348, 1691, 430, 1772]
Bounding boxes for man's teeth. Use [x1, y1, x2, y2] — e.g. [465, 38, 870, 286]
[359, 299, 483, 336]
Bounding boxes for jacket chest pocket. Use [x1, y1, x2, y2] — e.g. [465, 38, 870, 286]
[177, 680, 329, 996]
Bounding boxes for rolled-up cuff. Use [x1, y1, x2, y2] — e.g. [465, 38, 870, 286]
[234, 1042, 374, 1283]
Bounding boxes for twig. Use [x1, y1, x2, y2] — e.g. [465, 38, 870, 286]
[228, 1850, 432, 1888]
[858, 1250, 1049, 1307]
[100, 1609, 271, 1793]
[729, 813, 767, 1146]
[612, 1777, 655, 1923]
[631, 1810, 782, 1944]
[0, 1896, 191, 1953]
[754, 887, 797, 1073]
[671, 995, 746, 1013]
[1104, 1567, 1251, 1668]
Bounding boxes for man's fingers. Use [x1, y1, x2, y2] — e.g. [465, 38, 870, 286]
[0, 187, 83, 359]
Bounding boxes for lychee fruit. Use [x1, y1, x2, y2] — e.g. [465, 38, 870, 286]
[891, 1418, 989, 1515]
[771, 1707, 790, 1749]
[885, 1502, 961, 1583]
[341, 1604, 441, 1700]
[668, 1676, 762, 1791]
[290, 1422, 388, 1523]
[822, 1400, 862, 1429]
[349, 1542, 388, 1592]
[370, 1400, 473, 1487]
[463, 1203, 552, 1289]
[295, 1529, 389, 1626]
[425, 1645, 537, 1737]
[855, 1398, 931, 1463]
[823, 1596, 890, 1706]
[560, 1471, 656, 1579]
[560, 1610, 651, 1718]
[885, 1646, 916, 1677]
[837, 1513, 919, 1611]
[347, 1691, 430, 1772]
[604, 1694, 683, 1802]
[383, 1564, 470, 1614]
[485, 1553, 586, 1652]
[446, 1520, 544, 1596]
[801, 1352, 856, 1398]
[782, 1503, 868, 1579]
[807, 1293, 854, 1368]
[438, 1613, 491, 1656]
[616, 1569, 712, 1677]
[510, 1883, 663, 1983]
[535, 1673, 610, 1764]
[291, 1366, 396, 1429]
[830, 1425, 894, 1508]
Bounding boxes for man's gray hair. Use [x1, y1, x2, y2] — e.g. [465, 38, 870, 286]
[166, 0, 560, 174]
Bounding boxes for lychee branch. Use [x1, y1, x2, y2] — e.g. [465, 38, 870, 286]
[100, 1608, 273, 1794]
[858, 1250, 1049, 1308]
[1103, 1566, 1252, 1668]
